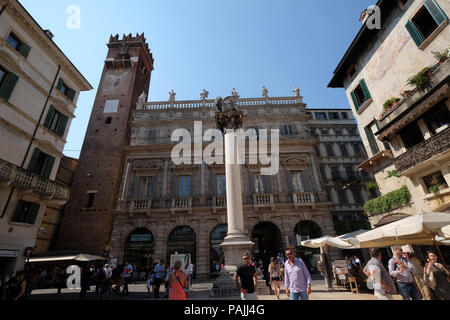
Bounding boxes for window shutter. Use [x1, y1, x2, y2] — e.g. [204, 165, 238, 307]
[405, 20, 425, 47]
[359, 79, 371, 100]
[43, 105, 55, 129]
[42, 156, 55, 179]
[211, 172, 217, 196]
[56, 78, 64, 91]
[18, 43, 31, 58]
[27, 203, 40, 225]
[189, 174, 194, 196]
[286, 170, 294, 193]
[27, 148, 41, 171]
[262, 175, 272, 193]
[301, 171, 313, 192]
[364, 126, 379, 156]
[350, 90, 359, 111]
[0, 72, 19, 102]
[424, 0, 448, 26]
[131, 175, 140, 198]
[67, 88, 76, 102]
[56, 114, 69, 137]
[170, 174, 178, 198]
[247, 171, 255, 194]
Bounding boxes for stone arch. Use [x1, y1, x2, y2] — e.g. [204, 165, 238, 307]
[251, 221, 284, 271]
[293, 219, 323, 273]
[122, 227, 155, 272]
[209, 224, 228, 277]
[166, 225, 198, 266]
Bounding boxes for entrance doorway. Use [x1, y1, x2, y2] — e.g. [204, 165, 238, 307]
[167, 226, 197, 267]
[251, 222, 283, 282]
[210, 224, 227, 279]
[294, 220, 322, 274]
[123, 228, 154, 273]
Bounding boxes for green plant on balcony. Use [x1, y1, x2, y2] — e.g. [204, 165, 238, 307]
[432, 48, 449, 65]
[429, 185, 440, 195]
[364, 185, 411, 216]
[382, 97, 401, 114]
[366, 181, 379, 192]
[406, 66, 434, 91]
[386, 170, 401, 179]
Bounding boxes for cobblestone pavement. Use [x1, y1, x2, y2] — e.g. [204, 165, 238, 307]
[28, 279, 402, 300]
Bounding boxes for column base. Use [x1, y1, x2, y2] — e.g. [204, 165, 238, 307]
[210, 238, 254, 297]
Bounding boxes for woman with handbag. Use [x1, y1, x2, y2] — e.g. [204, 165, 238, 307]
[168, 261, 189, 300]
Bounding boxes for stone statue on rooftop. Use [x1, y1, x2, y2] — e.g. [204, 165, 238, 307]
[169, 89, 176, 102]
[293, 86, 300, 97]
[262, 86, 269, 98]
[138, 91, 147, 102]
[231, 88, 239, 99]
[200, 89, 209, 100]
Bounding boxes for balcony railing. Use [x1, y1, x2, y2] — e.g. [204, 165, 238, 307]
[171, 197, 193, 210]
[376, 60, 450, 138]
[213, 195, 227, 207]
[394, 127, 450, 173]
[0, 158, 70, 201]
[292, 192, 315, 204]
[253, 194, 275, 208]
[137, 96, 302, 111]
[130, 199, 152, 210]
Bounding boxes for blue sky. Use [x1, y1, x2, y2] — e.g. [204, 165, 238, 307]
[20, 0, 372, 158]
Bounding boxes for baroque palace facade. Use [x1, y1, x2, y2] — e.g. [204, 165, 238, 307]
[57, 34, 372, 280]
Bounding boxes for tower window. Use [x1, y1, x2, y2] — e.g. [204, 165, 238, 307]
[105, 117, 112, 125]
[87, 193, 95, 208]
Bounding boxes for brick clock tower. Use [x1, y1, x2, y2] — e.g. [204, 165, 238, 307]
[57, 34, 154, 255]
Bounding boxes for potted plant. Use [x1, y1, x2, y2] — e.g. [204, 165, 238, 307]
[407, 66, 434, 91]
[432, 48, 449, 65]
[429, 184, 440, 195]
[401, 90, 411, 97]
[382, 97, 401, 114]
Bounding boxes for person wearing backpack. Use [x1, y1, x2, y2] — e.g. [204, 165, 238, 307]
[168, 261, 188, 300]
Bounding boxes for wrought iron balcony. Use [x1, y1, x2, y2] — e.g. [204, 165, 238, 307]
[0, 158, 70, 202]
[394, 127, 450, 173]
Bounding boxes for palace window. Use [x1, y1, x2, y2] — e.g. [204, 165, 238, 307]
[139, 177, 155, 198]
[43, 105, 69, 137]
[328, 112, 340, 120]
[315, 112, 327, 120]
[0, 65, 19, 102]
[11, 200, 40, 225]
[6, 32, 31, 58]
[178, 176, 191, 197]
[216, 175, 226, 196]
[423, 171, 448, 194]
[406, 0, 448, 47]
[56, 78, 76, 102]
[422, 100, 450, 135]
[326, 144, 335, 157]
[28, 148, 55, 179]
[398, 121, 424, 149]
[350, 79, 372, 111]
[340, 144, 349, 157]
[334, 129, 343, 135]
[364, 123, 380, 156]
[282, 125, 295, 135]
[291, 171, 305, 193]
[341, 112, 349, 120]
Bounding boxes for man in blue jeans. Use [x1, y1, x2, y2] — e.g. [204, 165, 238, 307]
[388, 245, 421, 300]
[284, 249, 312, 300]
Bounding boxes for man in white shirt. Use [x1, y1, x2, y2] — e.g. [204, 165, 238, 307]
[188, 263, 195, 288]
[122, 261, 133, 296]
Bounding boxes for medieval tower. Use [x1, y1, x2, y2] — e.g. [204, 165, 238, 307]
[56, 34, 154, 255]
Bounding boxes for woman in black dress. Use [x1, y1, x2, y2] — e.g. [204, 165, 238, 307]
[424, 251, 450, 300]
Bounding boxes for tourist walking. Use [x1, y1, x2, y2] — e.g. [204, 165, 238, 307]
[168, 261, 189, 300]
[269, 257, 281, 299]
[153, 259, 165, 299]
[122, 261, 133, 296]
[80, 264, 94, 298]
[188, 263, 195, 288]
[165, 265, 174, 298]
[5, 271, 27, 301]
[284, 249, 312, 300]
[95, 266, 107, 297]
[388, 245, 420, 300]
[406, 252, 433, 300]
[364, 248, 397, 300]
[55, 268, 66, 294]
[424, 250, 450, 300]
[234, 253, 258, 300]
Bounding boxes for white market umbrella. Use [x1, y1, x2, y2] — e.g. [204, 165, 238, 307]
[73, 254, 107, 262]
[301, 235, 357, 249]
[348, 212, 450, 249]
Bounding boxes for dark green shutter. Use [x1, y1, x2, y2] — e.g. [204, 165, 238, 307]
[18, 43, 31, 58]
[350, 90, 359, 111]
[42, 156, 55, 179]
[28, 148, 41, 171]
[67, 88, 76, 102]
[359, 79, 371, 100]
[27, 203, 40, 225]
[364, 125, 379, 156]
[405, 20, 425, 47]
[56, 114, 68, 137]
[0, 72, 19, 101]
[43, 105, 55, 129]
[425, 0, 448, 26]
[56, 78, 64, 91]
